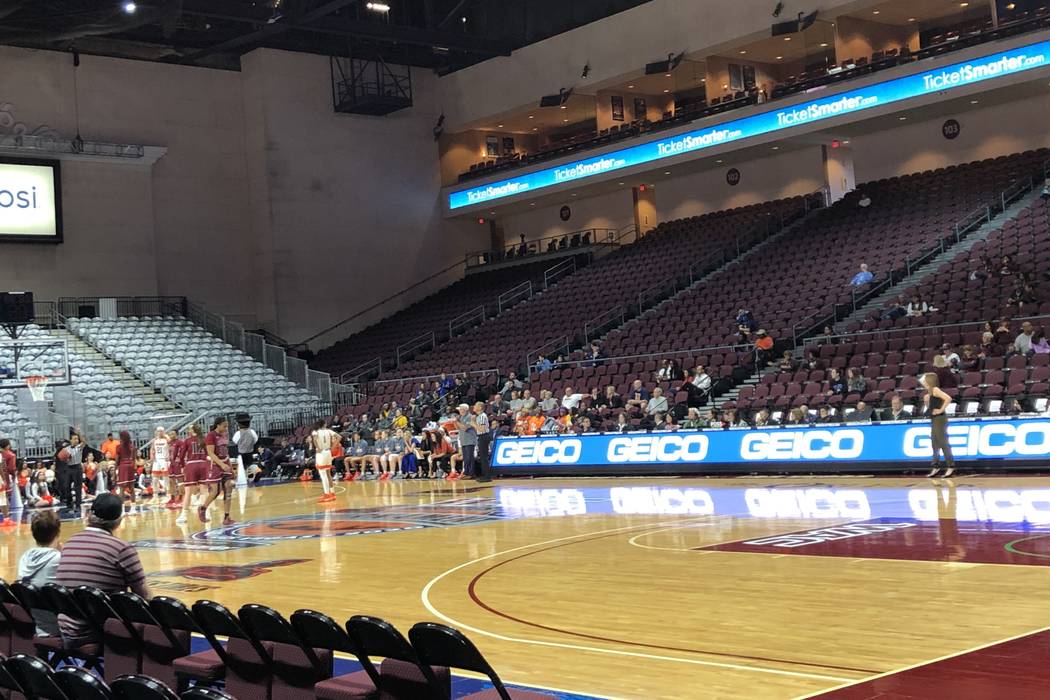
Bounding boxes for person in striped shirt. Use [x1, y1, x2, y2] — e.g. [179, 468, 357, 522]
[54, 493, 151, 646]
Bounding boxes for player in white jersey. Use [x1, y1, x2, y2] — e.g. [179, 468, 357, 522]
[149, 426, 170, 502]
[311, 418, 340, 504]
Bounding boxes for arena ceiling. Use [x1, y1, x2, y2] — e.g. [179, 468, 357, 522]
[0, 0, 653, 72]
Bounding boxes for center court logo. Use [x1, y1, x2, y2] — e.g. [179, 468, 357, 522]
[902, 423, 1050, 458]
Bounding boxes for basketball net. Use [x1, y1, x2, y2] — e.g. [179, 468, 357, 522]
[25, 375, 49, 402]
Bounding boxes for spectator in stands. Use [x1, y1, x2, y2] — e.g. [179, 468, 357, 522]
[880, 394, 909, 421]
[1008, 280, 1039, 314]
[722, 408, 748, 429]
[777, 351, 798, 373]
[576, 417, 598, 434]
[520, 389, 537, 411]
[753, 409, 775, 428]
[803, 351, 825, 371]
[783, 408, 805, 426]
[26, 471, 53, 508]
[391, 409, 408, 430]
[826, 368, 846, 397]
[440, 373, 455, 395]
[508, 390, 524, 413]
[656, 359, 683, 381]
[646, 387, 669, 416]
[18, 511, 61, 636]
[846, 367, 867, 395]
[798, 404, 811, 423]
[850, 263, 874, 287]
[526, 408, 545, 436]
[1033, 328, 1050, 354]
[978, 332, 1001, 359]
[969, 255, 994, 283]
[817, 326, 837, 345]
[428, 430, 453, 477]
[999, 255, 1018, 277]
[847, 401, 873, 422]
[886, 295, 908, 320]
[906, 294, 928, 317]
[55, 493, 151, 646]
[940, 344, 961, 372]
[960, 345, 980, 371]
[538, 390, 557, 413]
[100, 433, 119, 462]
[754, 330, 774, 366]
[500, 373, 523, 400]
[651, 413, 674, 431]
[680, 408, 704, 429]
[602, 385, 624, 410]
[561, 386, 584, 411]
[685, 365, 712, 407]
[625, 380, 650, 414]
[614, 413, 631, 433]
[535, 355, 553, 374]
[1015, 321, 1035, 356]
[817, 406, 835, 424]
[586, 342, 606, 367]
[735, 309, 757, 341]
[933, 355, 958, 388]
[994, 318, 1014, 347]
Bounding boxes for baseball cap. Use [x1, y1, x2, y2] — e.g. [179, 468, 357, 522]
[91, 493, 124, 520]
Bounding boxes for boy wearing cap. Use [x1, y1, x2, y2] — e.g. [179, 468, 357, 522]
[54, 493, 150, 646]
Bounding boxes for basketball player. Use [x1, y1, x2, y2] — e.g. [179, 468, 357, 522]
[199, 418, 235, 526]
[0, 438, 16, 527]
[311, 419, 340, 502]
[177, 424, 210, 525]
[166, 430, 184, 510]
[149, 427, 170, 503]
[232, 414, 258, 486]
[114, 431, 138, 515]
[923, 373, 955, 478]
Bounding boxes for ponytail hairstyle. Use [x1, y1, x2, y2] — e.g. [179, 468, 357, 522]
[188, 423, 205, 449]
[210, 417, 228, 433]
[119, 431, 132, 448]
[923, 372, 939, 389]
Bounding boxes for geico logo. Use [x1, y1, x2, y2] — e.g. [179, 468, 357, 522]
[740, 430, 864, 460]
[494, 439, 582, 465]
[610, 486, 714, 515]
[497, 488, 587, 517]
[606, 435, 709, 463]
[0, 187, 37, 209]
[909, 488, 1050, 524]
[902, 423, 1050, 458]
[745, 488, 871, 519]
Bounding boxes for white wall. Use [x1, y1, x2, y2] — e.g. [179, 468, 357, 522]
[501, 188, 635, 245]
[655, 147, 826, 221]
[439, 0, 864, 130]
[851, 92, 1050, 183]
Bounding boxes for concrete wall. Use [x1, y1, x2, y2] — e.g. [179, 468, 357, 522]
[500, 187, 635, 245]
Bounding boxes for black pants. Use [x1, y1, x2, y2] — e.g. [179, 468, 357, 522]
[68, 466, 83, 510]
[461, 444, 476, 477]
[931, 414, 954, 465]
[476, 432, 493, 481]
[55, 464, 71, 508]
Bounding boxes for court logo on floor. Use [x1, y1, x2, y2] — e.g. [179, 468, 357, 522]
[148, 558, 310, 582]
[192, 500, 514, 543]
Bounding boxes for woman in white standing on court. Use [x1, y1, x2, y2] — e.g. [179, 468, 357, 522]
[311, 418, 340, 503]
[149, 426, 170, 503]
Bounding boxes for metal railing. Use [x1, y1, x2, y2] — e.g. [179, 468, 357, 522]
[802, 313, 1050, 349]
[0, 133, 145, 159]
[543, 257, 577, 289]
[583, 306, 626, 344]
[448, 305, 486, 339]
[340, 357, 382, 385]
[466, 228, 617, 268]
[58, 297, 188, 319]
[395, 331, 435, 368]
[525, 335, 573, 378]
[498, 281, 533, 314]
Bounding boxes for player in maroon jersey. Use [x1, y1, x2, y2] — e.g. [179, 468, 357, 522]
[198, 418, 235, 526]
[166, 429, 185, 510]
[176, 424, 211, 526]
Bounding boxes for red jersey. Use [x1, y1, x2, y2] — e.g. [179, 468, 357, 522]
[1, 449, 15, 478]
[170, 438, 185, 465]
[185, 437, 208, 462]
[116, 442, 136, 464]
[205, 431, 228, 461]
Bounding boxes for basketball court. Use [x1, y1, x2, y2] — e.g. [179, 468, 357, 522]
[3, 474, 1049, 699]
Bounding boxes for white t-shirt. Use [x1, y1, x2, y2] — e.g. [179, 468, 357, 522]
[312, 428, 339, 452]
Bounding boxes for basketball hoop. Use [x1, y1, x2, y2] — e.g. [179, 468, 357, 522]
[25, 375, 49, 402]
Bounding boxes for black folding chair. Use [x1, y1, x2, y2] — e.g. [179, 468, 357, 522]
[191, 601, 272, 700]
[38, 584, 103, 671]
[347, 615, 450, 700]
[409, 622, 553, 700]
[53, 666, 114, 700]
[0, 655, 28, 698]
[289, 609, 378, 699]
[4, 653, 69, 700]
[111, 593, 188, 692]
[178, 688, 234, 700]
[239, 604, 332, 699]
[72, 586, 141, 680]
[149, 598, 224, 690]
[110, 675, 179, 700]
[0, 580, 37, 656]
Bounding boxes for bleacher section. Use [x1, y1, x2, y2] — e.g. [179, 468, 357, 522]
[311, 257, 589, 380]
[68, 317, 317, 414]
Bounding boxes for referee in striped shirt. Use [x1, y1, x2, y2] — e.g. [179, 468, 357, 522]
[54, 493, 151, 646]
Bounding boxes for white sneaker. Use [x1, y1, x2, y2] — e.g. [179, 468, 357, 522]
[128, 506, 139, 515]
[175, 513, 187, 524]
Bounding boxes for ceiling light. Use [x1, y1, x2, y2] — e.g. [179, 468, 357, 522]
[820, 42, 828, 47]
[528, 115, 534, 119]
[461, 15, 467, 22]
[122, 1, 137, 12]
[843, 140, 850, 144]
[716, 159, 723, 163]
[530, 202, 536, 206]
[872, 9, 880, 14]
[771, 146, 780, 150]
[664, 171, 671, 175]
[571, 193, 577, 196]
[784, 36, 792, 41]
[898, 116, 907, 120]
[665, 73, 672, 78]
[776, 55, 783, 60]
[563, 118, 569, 122]
[739, 50, 747, 55]
[970, 99, 979, 104]
[1007, 2, 1016, 8]
[532, 127, 538, 131]
[618, 182, 625, 185]
[627, 84, 635, 88]
[560, 105, 567, 109]
[497, 124, 503, 128]
[663, 89, 670, 93]
[960, 2, 969, 6]
[366, 1, 390, 11]
[908, 17, 916, 21]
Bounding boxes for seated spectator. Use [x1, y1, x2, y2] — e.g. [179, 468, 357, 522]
[1008, 280, 1038, 314]
[513, 410, 531, 436]
[817, 406, 835, 424]
[850, 263, 874, 287]
[826, 368, 846, 396]
[538, 390, 558, 413]
[752, 409, 776, 428]
[846, 367, 867, 395]
[880, 394, 909, 421]
[978, 331, 1002, 358]
[994, 318, 1014, 347]
[776, 351, 798, 373]
[783, 408, 805, 425]
[508, 390, 524, 413]
[427, 430, 454, 477]
[685, 365, 712, 407]
[651, 412, 672, 431]
[18, 511, 62, 636]
[940, 344, 960, 372]
[645, 387, 669, 415]
[526, 408, 546, 435]
[817, 326, 837, 345]
[26, 471, 54, 508]
[489, 393, 508, 416]
[999, 254, 1017, 276]
[1015, 321, 1035, 356]
[680, 408, 704, 429]
[624, 380, 650, 413]
[803, 351, 825, 371]
[561, 386, 584, 411]
[576, 417, 598, 434]
[520, 389, 538, 412]
[614, 412, 631, 433]
[55, 494, 151, 646]
[535, 354, 553, 374]
[735, 308, 757, 342]
[603, 385, 624, 410]
[585, 342, 606, 367]
[500, 373, 523, 400]
[960, 345, 980, 371]
[722, 409, 748, 429]
[344, 433, 372, 478]
[969, 255, 994, 283]
[656, 359, 683, 381]
[1033, 328, 1050, 354]
[933, 355, 958, 388]
[885, 295, 908, 320]
[754, 330, 774, 367]
[906, 294, 928, 317]
[847, 401, 873, 422]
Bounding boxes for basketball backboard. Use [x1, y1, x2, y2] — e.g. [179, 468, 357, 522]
[0, 337, 70, 388]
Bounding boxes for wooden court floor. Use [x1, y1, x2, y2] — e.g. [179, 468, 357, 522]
[3, 474, 1050, 699]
